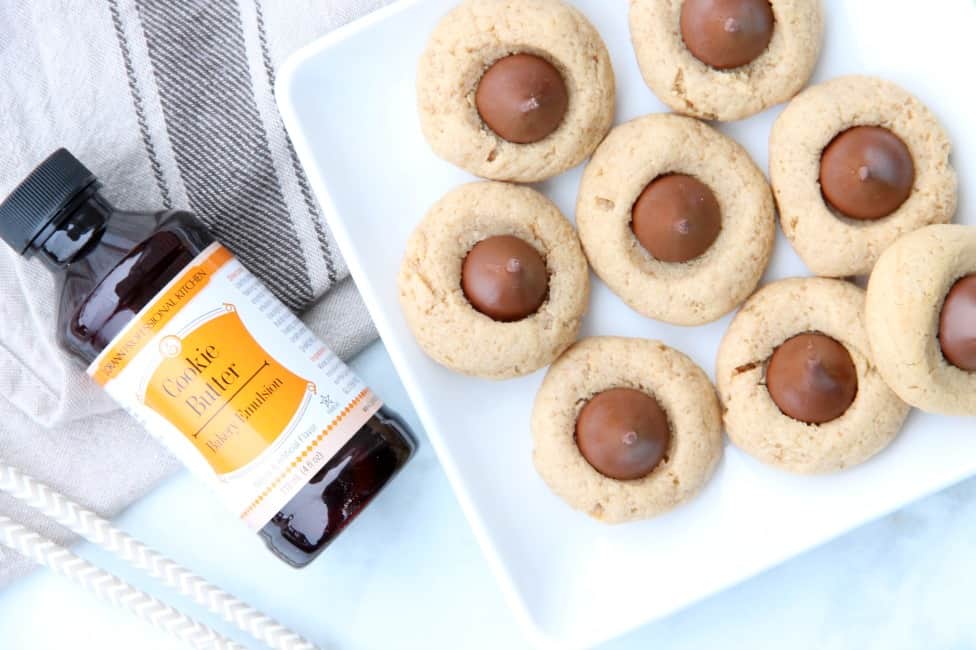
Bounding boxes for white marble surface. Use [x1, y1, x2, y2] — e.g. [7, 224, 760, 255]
[0, 340, 974, 649]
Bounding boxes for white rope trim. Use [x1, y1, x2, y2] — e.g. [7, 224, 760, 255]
[0, 515, 243, 649]
[0, 463, 318, 650]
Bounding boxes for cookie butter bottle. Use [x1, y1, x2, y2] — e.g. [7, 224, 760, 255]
[0, 149, 415, 567]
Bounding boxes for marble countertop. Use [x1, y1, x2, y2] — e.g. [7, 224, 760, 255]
[1, 341, 974, 649]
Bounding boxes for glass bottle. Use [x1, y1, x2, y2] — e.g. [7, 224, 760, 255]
[0, 149, 415, 567]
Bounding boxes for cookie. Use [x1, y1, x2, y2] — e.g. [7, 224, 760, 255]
[629, 0, 823, 122]
[532, 337, 722, 523]
[576, 114, 775, 326]
[416, 0, 615, 183]
[716, 278, 910, 474]
[865, 225, 976, 416]
[398, 181, 589, 379]
[770, 75, 958, 277]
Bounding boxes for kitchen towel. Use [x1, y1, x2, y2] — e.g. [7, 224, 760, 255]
[0, 0, 391, 586]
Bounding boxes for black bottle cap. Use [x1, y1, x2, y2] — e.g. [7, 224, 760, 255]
[0, 149, 97, 254]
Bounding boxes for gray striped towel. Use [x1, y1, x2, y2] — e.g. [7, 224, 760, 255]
[0, 0, 391, 585]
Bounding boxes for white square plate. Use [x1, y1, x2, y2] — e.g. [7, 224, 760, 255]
[277, 1, 976, 647]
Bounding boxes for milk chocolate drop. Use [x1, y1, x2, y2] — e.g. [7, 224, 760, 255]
[632, 174, 722, 263]
[680, 0, 775, 70]
[476, 54, 569, 145]
[939, 274, 976, 371]
[461, 235, 548, 322]
[820, 126, 915, 220]
[575, 388, 671, 480]
[766, 333, 858, 424]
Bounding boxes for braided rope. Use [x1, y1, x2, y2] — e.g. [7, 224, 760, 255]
[0, 464, 317, 650]
[0, 516, 242, 649]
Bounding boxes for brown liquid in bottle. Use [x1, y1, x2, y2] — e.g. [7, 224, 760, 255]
[5, 152, 415, 568]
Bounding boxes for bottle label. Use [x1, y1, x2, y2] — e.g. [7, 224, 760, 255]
[87, 242, 381, 529]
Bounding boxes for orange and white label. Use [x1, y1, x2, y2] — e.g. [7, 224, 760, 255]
[88, 243, 381, 529]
